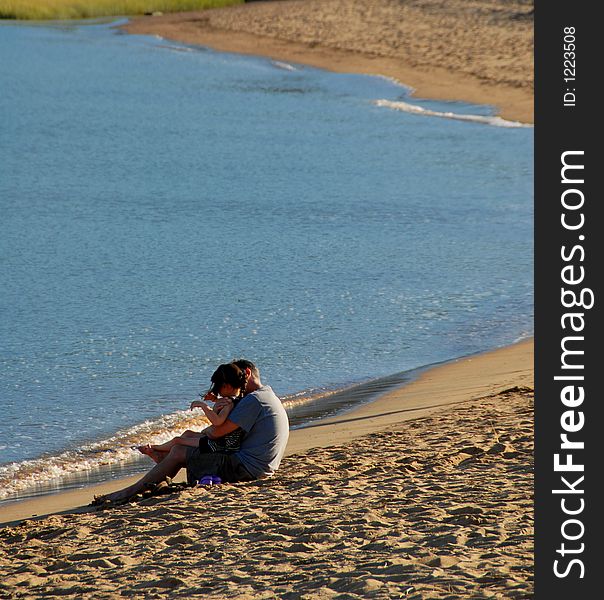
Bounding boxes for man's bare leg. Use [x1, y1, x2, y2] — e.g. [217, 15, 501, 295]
[101, 444, 189, 502]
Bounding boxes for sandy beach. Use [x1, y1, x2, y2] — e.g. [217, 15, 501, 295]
[123, 0, 534, 123]
[0, 4, 534, 597]
[0, 340, 533, 598]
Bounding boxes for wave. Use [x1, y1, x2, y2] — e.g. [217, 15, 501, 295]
[0, 409, 211, 501]
[155, 44, 196, 54]
[271, 60, 297, 71]
[0, 389, 340, 501]
[0, 373, 417, 503]
[374, 99, 532, 128]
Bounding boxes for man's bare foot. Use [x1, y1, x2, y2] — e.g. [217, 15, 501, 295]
[94, 482, 143, 504]
[92, 488, 134, 506]
[109, 487, 137, 501]
[135, 445, 165, 464]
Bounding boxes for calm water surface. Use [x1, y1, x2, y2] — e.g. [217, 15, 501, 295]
[0, 20, 533, 499]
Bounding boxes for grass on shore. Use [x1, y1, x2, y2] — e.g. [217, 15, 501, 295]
[0, 0, 242, 20]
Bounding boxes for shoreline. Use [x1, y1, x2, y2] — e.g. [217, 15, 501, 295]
[0, 339, 527, 509]
[0, 339, 534, 597]
[0, 337, 533, 527]
[0, 367, 418, 509]
[121, 2, 533, 124]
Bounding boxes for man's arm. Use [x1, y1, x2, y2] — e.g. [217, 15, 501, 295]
[204, 418, 240, 440]
[203, 394, 259, 440]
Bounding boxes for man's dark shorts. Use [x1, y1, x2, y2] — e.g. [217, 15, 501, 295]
[185, 447, 254, 484]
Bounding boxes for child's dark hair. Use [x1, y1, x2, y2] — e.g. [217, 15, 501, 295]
[209, 363, 247, 398]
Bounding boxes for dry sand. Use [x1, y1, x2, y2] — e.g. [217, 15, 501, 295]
[0, 340, 533, 598]
[124, 0, 534, 123]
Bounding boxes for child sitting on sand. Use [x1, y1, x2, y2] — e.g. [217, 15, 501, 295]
[191, 388, 244, 453]
[136, 363, 247, 462]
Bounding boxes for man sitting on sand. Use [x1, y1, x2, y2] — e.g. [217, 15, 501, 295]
[99, 360, 289, 502]
[136, 362, 248, 459]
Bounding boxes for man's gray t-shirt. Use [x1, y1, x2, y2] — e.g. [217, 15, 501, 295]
[227, 385, 289, 478]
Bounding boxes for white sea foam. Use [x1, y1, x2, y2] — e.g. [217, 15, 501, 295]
[0, 393, 322, 501]
[374, 99, 532, 128]
[156, 44, 195, 54]
[0, 409, 211, 501]
[271, 60, 297, 71]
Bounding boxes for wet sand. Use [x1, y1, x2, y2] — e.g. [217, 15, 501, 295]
[0, 340, 533, 598]
[123, 0, 534, 123]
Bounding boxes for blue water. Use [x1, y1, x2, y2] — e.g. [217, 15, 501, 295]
[0, 20, 533, 499]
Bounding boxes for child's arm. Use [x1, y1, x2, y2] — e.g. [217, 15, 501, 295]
[200, 400, 233, 426]
[190, 392, 228, 412]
